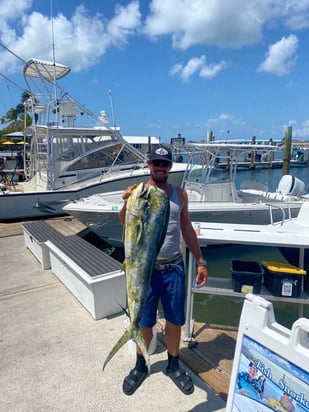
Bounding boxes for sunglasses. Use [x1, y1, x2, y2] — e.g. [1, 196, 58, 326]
[151, 160, 170, 168]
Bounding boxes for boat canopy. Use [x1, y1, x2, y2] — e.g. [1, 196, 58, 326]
[189, 142, 282, 152]
[23, 59, 71, 80]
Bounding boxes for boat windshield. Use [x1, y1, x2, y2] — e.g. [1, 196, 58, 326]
[66, 143, 144, 172]
[47, 132, 144, 177]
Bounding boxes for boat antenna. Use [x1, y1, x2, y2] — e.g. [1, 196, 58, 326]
[109, 89, 117, 128]
[50, 0, 58, 102]
[50, 0, 56, 67]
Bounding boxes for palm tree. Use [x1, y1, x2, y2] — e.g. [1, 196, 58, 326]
[0, 91, 32, 132]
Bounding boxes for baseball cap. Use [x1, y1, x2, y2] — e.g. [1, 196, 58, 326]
[148, 145, 173, 163]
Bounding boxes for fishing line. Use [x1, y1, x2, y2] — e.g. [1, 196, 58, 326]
[0, 72, 26, 93]
[0, 41, 26, 63]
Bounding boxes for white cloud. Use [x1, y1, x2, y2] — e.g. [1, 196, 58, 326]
[200, 61, 228, 79]
[175, 55, 206, 82]
[257, 35, 298, 76]
[1, 0, 309, 78]
[0, 0, 32, 21]
[144, 0, 309, 50]
[0, 2, 141, 73]
[208, 113, 239, 124]
[107, 2, 141, 47]
[206, 113, 246, 137]
[289, 119, 309, 138]
[170, 55, 227, 82]
[144, 0, 263, 49]
[279, 0, 309, 30]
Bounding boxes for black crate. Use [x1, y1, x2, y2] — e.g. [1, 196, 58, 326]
[231, 260, 264, 294]
[262, 261, 306, 298]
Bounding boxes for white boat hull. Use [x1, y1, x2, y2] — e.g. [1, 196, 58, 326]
[64, 199, 303, 247]
[63, 144, 308, 248]
[0, 169, 184, 221]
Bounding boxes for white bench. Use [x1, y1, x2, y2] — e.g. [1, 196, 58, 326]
[22, 221, 126, 319]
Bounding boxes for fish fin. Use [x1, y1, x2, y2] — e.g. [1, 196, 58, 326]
[136, 221, 143, 244]
[117, 302, 129, 318]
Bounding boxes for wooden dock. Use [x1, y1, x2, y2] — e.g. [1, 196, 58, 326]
[0, 216, 236, 400]
[0, 216, 86, 238]
[158, 319, 237, 400]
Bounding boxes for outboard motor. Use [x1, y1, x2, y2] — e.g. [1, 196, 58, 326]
[277, 175, 305, 197]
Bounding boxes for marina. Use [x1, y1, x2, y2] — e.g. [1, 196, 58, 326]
[1, 132, 309, 409]
[1, 3, 309, 409]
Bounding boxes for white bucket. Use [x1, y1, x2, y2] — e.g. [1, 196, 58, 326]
[123, 315, 157, 356]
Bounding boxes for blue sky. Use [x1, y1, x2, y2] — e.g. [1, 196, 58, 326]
[1, 0, 309, 143]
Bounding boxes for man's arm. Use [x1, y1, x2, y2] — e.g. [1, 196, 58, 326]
[179, 189, 208, 287]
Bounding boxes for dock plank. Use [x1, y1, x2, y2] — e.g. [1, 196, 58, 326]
[157, 319, 237, 400]
[0, 216, 86, 238]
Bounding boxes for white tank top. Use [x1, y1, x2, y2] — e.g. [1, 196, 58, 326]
[156, 186, 182, 260]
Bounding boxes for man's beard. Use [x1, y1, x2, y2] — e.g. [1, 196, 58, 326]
[151, 171, 168, 183]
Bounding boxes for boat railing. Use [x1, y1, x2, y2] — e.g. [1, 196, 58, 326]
[267, 202, 293, 225]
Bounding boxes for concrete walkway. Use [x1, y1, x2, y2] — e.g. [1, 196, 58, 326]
[0, 234, 226, 412]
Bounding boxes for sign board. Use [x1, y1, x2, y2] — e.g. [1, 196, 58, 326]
[226, 294, 309, 412]
[170, 137, 185, 146]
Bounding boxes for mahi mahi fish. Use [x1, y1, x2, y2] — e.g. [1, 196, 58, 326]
[103, 182, 170, 375]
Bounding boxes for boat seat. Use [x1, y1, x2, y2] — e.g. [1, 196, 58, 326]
[295, 202, 309, 226]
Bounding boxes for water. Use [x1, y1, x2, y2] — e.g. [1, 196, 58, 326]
[196, 244, 309, 329]
[235, 166, 309, 193]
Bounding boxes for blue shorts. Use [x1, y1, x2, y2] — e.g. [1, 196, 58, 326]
[139, 261, 185, 328]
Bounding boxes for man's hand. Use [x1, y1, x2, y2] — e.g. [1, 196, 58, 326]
[196, 266, 208, 287]
[122, 184, 138, 202]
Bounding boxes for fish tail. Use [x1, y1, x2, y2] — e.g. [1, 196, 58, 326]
[133, 328, 151, 376]
[103, 327, 132, 371]
[102, 324, 151, 375]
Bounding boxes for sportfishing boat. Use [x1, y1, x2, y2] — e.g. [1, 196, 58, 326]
[63, 143, 308, 247]
[0, 59, 185, 220]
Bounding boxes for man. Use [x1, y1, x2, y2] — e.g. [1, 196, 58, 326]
[119, 144, 208, 396]
[237, 362, 259, 396]
[280, 393, 295, 412]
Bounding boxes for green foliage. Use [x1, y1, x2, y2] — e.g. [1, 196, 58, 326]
[0, 91, 32, 134]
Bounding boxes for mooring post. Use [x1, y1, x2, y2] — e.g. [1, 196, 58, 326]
[283, 126, 292, 175]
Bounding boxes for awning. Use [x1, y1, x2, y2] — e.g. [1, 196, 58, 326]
[23, 59, 71, 80]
